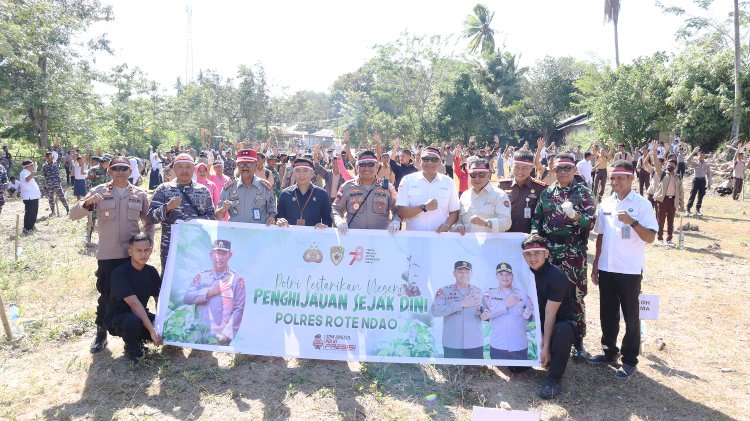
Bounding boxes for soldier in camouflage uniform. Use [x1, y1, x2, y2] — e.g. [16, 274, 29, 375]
[87, 156, 111, 189]
[147, 153, 216, 271]
[42, 151, 69, 215]
[0, 163, 7, 215]
[531, 153, 596, 361]
[222, 150, 236, 178]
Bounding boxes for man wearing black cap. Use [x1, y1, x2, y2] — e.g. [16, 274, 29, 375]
[104, 233, 162, 362]
[521, 234, 577, 399]
[184, 239, 246, 346]
[71, 156, 154, 352]
[332, 150, 400, 233]
[276, 157, 332, 228]
[431, 260, 483, 359]
[482, 263, 534, 360]
[498, 149, 547, 233]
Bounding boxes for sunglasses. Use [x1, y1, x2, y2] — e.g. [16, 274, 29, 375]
[111, 166, 130, 172]
[469, 173, 489, 178]
[553, 166, 574, 173]
[422, 157, 440, 163]
[358, 162, 377, 168]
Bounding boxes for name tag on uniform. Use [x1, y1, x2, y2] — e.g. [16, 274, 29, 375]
[253, 208, 261, 220]
[622, 226, 631, 239]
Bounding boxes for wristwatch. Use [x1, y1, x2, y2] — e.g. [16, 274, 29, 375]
[419, 204, 427, 212]
[630, 220, 640, 228]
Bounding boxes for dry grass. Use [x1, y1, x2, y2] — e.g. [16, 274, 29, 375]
[0, 178, 748, 421]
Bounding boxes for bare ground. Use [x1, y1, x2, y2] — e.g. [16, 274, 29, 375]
[0, 180, 749, 421]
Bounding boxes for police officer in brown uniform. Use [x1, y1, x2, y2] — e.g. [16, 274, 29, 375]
[430, 260, 484, 359]
[70, 156, 154, 353]
[332, 150, 401, 233]
[498, 149, 547, 233]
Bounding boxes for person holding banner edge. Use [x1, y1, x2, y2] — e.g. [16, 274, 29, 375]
[521, 234, 578, 399]
[104, 233, 162, 363]
[452, 159, 512, 234]
[588, 160, 657, 378]
[430, 261, 483, 359]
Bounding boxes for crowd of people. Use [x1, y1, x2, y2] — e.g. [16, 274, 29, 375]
[1, 134, 748, 400]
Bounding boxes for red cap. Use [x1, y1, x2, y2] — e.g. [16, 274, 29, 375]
[236, 149, 258, 163]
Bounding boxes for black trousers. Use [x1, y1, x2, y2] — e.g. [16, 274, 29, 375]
[23, 199, 39, 231]
[547, 321, 576, 380]
[687, 177, 706, 212]
[443, 346, 483, 359]
[637, 169, 650, 196]
[677, 162, 686, 179]
[598, 270, 642, 366]
[95, 258, 130, 326]
[445, 165, 454, 179]
[108, 312, 155, 350]
[490, 347, 527, 360]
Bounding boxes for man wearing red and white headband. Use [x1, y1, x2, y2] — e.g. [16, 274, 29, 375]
[532, 152, 597, 362]
[332, 150, 400, 233]
[452, 159, 511, 234]
[147, 153, 216, 271]
[396, 145, 460, 233]
[498, 149, 547, 233]
[587, 160, 657, 378]
[216, 149, 277, 225]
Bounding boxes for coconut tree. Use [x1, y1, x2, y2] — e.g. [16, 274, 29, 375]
[464, 4, 496, 56]
[604, 0, 621, 67]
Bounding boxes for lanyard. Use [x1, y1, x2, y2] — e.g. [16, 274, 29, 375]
[295, 187, 314, 217]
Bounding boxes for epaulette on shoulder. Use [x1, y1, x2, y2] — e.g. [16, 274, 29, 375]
[531, 178, 547, 187]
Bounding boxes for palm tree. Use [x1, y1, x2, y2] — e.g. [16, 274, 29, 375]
[464, 4, 496, 56]
[481, 51, 526, 106]
[604, 0, 620, 67]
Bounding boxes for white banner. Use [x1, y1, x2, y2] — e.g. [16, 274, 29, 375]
[155, 220, 542, 366]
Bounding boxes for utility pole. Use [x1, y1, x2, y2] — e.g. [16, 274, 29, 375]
[185, 5, 194, 84]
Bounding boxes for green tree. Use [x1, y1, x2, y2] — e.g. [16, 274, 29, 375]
[0, 0, 113, 149]
[464, 4, 496, 56]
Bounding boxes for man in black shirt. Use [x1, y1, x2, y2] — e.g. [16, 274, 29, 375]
[388, 138, 418, 189]
[522, 234, 577, 399]
[276, 158, 332, 228]
[105, 233, 163, 362]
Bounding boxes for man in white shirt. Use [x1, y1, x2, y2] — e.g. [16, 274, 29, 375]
[576, 152, 593, 189]
[588, 160, 658, 378]
[396, 146, 460, 232]
[19, 160, 42, 233]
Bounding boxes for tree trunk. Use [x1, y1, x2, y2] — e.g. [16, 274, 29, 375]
[731, 0, 741, 146]
[614, 19, 620, 67]
[37, 54, 49, 150]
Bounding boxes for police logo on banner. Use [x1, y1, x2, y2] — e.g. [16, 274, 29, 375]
[330, 246, 345, 266]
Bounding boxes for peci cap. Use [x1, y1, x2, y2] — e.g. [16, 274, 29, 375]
[212, 239, 231, 252]
[454, 260, 472, 270]
[496, 263, 513, 274]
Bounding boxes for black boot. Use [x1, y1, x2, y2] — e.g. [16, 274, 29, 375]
[571, 339, 589, 362]
[90, 325, 108, 353]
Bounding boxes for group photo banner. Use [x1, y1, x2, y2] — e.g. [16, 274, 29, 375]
[155, 220, 543, 367]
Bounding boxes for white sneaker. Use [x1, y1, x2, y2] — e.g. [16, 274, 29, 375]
[667, 240, 675, 247]
[696, 211, 702, 217]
